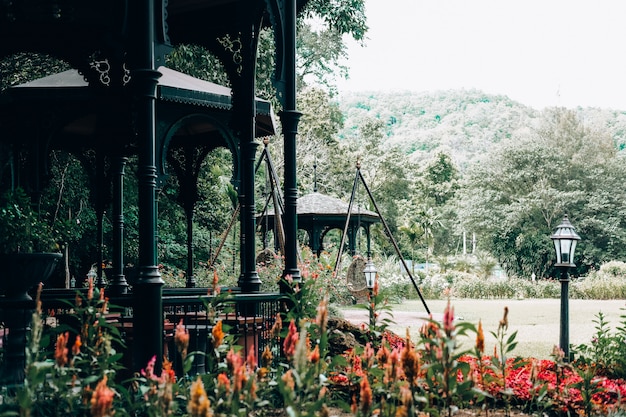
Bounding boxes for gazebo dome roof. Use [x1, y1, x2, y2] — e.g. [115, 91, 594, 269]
[296, 192, 378, 219]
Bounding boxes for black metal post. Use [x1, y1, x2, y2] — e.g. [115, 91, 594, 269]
[559, 266, 570, 360]
[130, 0, 164, 375]
[95, 153, 106, 289]
[234, 11, 262, 294]
[281, 0, 302, 283]
[368, 288, 375, 329]
[109, 156, 129, 295]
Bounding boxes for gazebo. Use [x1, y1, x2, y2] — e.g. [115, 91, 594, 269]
[259, 191, 380, 258]
[0, 0, 306, 380]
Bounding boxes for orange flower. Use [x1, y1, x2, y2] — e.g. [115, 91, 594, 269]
[175, 319, 189, 360]
[498, 306, 509, 331]
[315, 298, 328, 332]
[281, 369, 295, 391]
[212, 270, 220, 295]
[376, 344, 390, 367]
[359, 376, 373, 415]
[212, 320, 224, 349]
[351, 394, 358, 415]
[401, 331, 420, 385]
[476, 320, 485, 354]
[90, 375, 115, 417]
[270, 313, 282, 339]
[55, 332, 69, 367]
[87, 277, 94, 300]
[362, 342, 375, 367]
[396, 405, 408, 417]
[72, 334, 82, 356]
[309, 345, 320, 364]
[246, 345, 257, 371]
[283, 319, 298, 359]
[226, 348, 242, 374]
[261, 345, 273, 368]
[217, 372, 231, 392]
[384, 348, 401, 384]
[233, 364, 248, 393]
[100, 297, 109, 313]
[188, 376, 212, 417]
[162, 358, 176, 383]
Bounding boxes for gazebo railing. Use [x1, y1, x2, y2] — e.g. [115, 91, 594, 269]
[0, 288, 282, 382]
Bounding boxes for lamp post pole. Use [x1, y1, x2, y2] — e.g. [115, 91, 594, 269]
[364, 258, 377, 330]
[551, 215, 581, 362]
[559, 266, 570, 359]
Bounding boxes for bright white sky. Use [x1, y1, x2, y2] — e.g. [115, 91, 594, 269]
[337, 0, 626, 110]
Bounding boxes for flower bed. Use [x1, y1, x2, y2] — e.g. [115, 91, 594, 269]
[1, 276, 625, 416]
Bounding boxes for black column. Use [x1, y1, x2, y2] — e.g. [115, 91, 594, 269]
[281, 0, 302, 283]
[234, 6, 262, 293]
[130, 0, 164, 374]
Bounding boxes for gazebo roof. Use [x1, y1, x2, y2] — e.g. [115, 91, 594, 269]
[4, 66, 276, 137]
[297, 192, 378, 219]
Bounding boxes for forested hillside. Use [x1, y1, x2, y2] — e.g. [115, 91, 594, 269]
[337, 89, 626, 169]
[328, 89, 626, 278]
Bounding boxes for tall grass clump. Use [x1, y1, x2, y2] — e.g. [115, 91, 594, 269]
[573, 262, 626, 299]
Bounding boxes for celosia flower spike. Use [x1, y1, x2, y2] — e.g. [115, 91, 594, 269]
[360, 376, 373, 415]
[175, 319, 189, 360]
[188, 376, 212, 417]
[316, 298, 329, 333]
[476, 320, 485, 355]
[270, 313, 283, 339]
[55, 332, 69, 367]
[401, 330, 420, 385]
[72, 334, 82, 356]
[212, 270, 220, 295]
[212, 320, 224, 349]
[90, 375, 115, 417]
[499, 306, 509, 331]
[87, 277, 94, 300]
[283, 319, 299, 359]
[443, 299, 454, 335]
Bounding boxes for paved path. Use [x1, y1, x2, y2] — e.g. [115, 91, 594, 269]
[340, 308, 443, 331]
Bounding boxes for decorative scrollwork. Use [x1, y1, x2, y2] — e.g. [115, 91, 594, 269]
[122, 62, 131, 85]
[216, 33, 243, 75]
[90, 58, 111, 86]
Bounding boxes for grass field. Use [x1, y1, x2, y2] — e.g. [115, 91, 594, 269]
[341, 298, 626, 359]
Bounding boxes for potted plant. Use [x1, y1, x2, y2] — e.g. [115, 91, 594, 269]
[0, 188, 62, 301]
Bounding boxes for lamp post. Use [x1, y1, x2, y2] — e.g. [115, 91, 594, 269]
[87, 268, 98, 287]
[364, 258, 377, 329]
[551, 215, 580, 361]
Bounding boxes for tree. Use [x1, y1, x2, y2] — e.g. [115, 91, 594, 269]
[456, 108, 626, 277]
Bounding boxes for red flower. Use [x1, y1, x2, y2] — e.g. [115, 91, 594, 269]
[283, 319, 299, 359]
[55, 332, 69, 367]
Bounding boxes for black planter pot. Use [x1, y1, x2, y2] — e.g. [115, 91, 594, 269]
[0, 252, 62, 385]
[0, 252, 63, 301]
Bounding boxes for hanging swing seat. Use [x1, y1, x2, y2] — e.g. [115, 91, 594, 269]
[346, 255, 369, 299]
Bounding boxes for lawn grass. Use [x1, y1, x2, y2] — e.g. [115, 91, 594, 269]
[342, 298, 626, 359]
